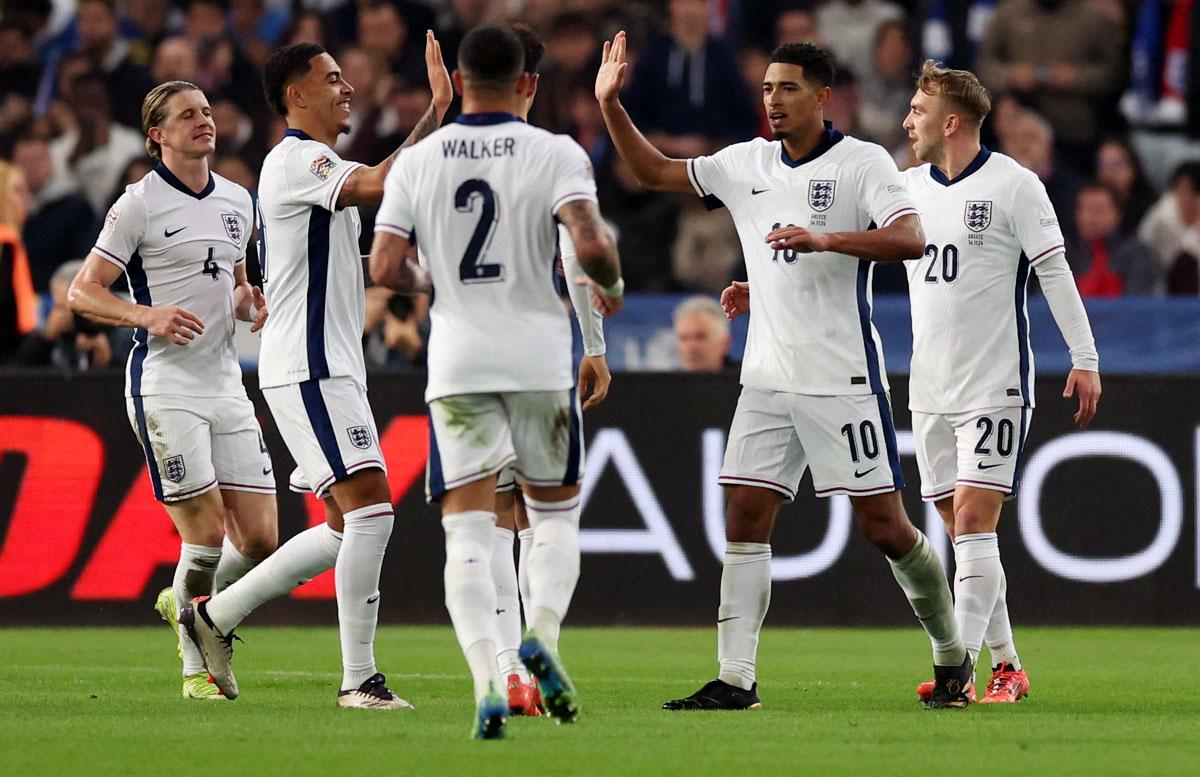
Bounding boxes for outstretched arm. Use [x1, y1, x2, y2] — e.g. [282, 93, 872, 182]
[595, 31, 693, 194]
[765, 213, 925, 263]
[338, 31, 452, 208]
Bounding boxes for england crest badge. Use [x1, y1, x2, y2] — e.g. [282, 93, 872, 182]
[222, 213, 242, 243]
[163, 455, 187, 483]
[964, 201, 992, 232]
[347, 426, 372, 449]
[808, 180, 836, 212]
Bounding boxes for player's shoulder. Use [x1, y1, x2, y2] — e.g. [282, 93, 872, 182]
[835, 133, 895, 167]
[210, 172, 253, 209]
[713, 136, 773, 161]
[983, 150, 1037, 183]
[107, 172, 153, 216]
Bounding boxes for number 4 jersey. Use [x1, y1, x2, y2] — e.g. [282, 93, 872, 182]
[375, 113, 597, 402]
[93, 164, 253, 398]
[902, 148, 1066, 414]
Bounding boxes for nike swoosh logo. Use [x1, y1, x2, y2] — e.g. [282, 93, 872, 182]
[717, 616, 739, 623]
[854, 466, 878, 478]
[977, 462, 1004, 470]
[751, 187, 769, 195]
[366, 594, 380, 604]
[262, 467, 272, 476]
[164, 226, 187, 237]
[958, 575, 983, 582]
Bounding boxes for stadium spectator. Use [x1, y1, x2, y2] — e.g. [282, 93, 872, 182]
[673, 295, 734, 372]
[976, 0, 1122, 174]
[48, 70, 147, 215]
[774, 5, 823, 48]
[75, 0, 155, 129]
[1068, 182, 1160, 297]
[1002, 109, 1080, 243]
[824, 63, 862, 138]
[0, 159, 36, 364]
[183, 0, 264, 119]
[0, 22, 41, 150]
[816, 0, 905, 81]
[596, 155, 679, 291]
[11, 259, 117, 369]
[123, 0, 176, 67]
[1139, 162, 1200, 295]
[229, 0, 290, 69]
[363, 285, 428, 371]
[1095, 137, 1158, 236]
[859, 20, 915, 154]
[356, 0, 426, 88]
[280, 10, 328, 48]
[672, 204, 742, 292]
[152, 36, 200, 84]
[10, 134, 98, 294]
[528, 11, 601, 136]
[919, 0, 997, 70]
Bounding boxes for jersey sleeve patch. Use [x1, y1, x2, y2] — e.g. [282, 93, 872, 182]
[310, 155, 336, 181]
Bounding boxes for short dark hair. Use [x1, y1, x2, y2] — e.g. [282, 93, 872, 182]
[457, 25, 525, 91]
[263, 42, 326, 117]
[768, 42, 835, 88]
[1171, 160, 1200, 191]
[510, 22, 545, 74]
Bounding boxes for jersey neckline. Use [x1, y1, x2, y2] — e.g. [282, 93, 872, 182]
[454, 112, 525, 126]
[153, 162, 215, 200]
[779, 121, 845, 168]
[283, 128, 315, 141]
[929, 146, 991, 187]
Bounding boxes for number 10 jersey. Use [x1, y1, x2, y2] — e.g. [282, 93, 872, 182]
[375, 113, 597, 402]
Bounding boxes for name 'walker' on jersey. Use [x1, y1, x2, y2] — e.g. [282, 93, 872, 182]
[374, 113, 597, 402]
[903, 149, 1067, 415]
[686, 124, 918, 396]
[256, 130, 366, 389]
[93, 164, 253, 398]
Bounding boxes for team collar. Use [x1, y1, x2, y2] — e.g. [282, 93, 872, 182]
[153, 162, 215, 200]
[780, 121, 845, 168]
[283, 128, 314, 141]
[454, 112, 525, 126]
[930, 146, 991, 187]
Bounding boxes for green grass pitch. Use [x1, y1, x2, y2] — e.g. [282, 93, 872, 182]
[2, 626, 1198, 776]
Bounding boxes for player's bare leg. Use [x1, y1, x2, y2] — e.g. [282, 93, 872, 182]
[850, 491, 970, 708]
[493, 489, 541, 715]
[663, 484, 776, 711]
[216, 489, 279, 592]
[441, 475, 508, 737]
[518, 482, 583, 724]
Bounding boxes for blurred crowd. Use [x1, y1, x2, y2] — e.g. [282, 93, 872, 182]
[2, 0, 1200, 371]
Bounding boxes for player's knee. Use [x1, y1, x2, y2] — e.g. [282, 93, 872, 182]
[725, 494, 775, 543]
[238, 533, 278, 560]
[953, 496, 1002, 535]
[855, 508, 913, 556]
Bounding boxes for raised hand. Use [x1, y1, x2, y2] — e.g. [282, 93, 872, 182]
[595, 31, 629, 104]
[766, 224, 830, 253]
[720, 281, 750, 321]
[140, 304, 204, 346]
[1063, 369, 1101, 427]
[425, 30, 452, 117]
[249, 286, 268, 332]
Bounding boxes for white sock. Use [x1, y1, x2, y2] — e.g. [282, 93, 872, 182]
[213, 536, 259, 594]
[716, 542, 771, 691]
[443, 511, 502, 702]
[888, 531, 966, 666]
[524, 496, 581, 654]
[953, 532, 1004, 665]
[205, 523, 342, 634]
[175, 542, 222, 676]
[984, 566, 1022, 670]
[336, 503, 395, 690]
[491, 526, 527, 681]
[517, 527, 533, 629]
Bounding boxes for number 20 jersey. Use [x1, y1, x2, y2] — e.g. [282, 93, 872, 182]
[375, 114, 597, 402]
[902, 149, 1066, 414]
[93, 165, 253, 398]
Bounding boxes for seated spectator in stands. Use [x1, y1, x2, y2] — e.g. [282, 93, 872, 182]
[775, 4, 823, 48]
[75, 0, 154, 128]
[622, 0, 758, 158]
[1139, 162, 1200, 278]
[11, 259, 118, 369]
[357, 0, 425, 88]
[123, 0, 176, 67]
[529, 11, 601, 135]
[824, 65, 861, 138]
[1002, 108, 1080, 242]
[859, 20, 914, 155]
[977, 0, 1121, 174]
[816, 0, 904, 82]
[184, 0, 265, 120]
[337, 44, 394, 164]
[152, 36, 200, 84]
[280, 10, 327, 47]
[0, 22, 41, 148]
[597, 155, 679, 292]
[11, 135, 98, 295]
[48, 70, 147, 215]
[674, 296, 735, 372]
[1068, 183, 1160, 297]
[672, 204, 742, 293]
[1096, 136, 1157, 236]
[230, 0, 290, 69]
[0, 160, 36, 364]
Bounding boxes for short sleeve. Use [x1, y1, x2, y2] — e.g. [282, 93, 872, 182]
[374, 156, 415, 243]
[855, 145, 919, 228]
[549, 138, 598, 216]
[284, 141, 364, 212]
[92, 191, 146, 269]
[1011, 173, 1066, 264]
[686, 145, 740, 211]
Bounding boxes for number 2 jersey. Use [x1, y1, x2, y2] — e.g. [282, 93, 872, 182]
[687, 124, 918, 396]
[902, 148, 1066, 414]
[374, 113, 597, 403]
[93, 164, 253, 398]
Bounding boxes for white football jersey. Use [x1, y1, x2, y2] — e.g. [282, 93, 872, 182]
[256, 130, 366, 389]
[687, 125, 918, 395]
[375, 113, 596, 402]
[903, 149, 1066, 413]
[93, 165, 252, 398]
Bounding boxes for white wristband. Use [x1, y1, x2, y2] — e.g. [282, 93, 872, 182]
[602, 278, 625, 298]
